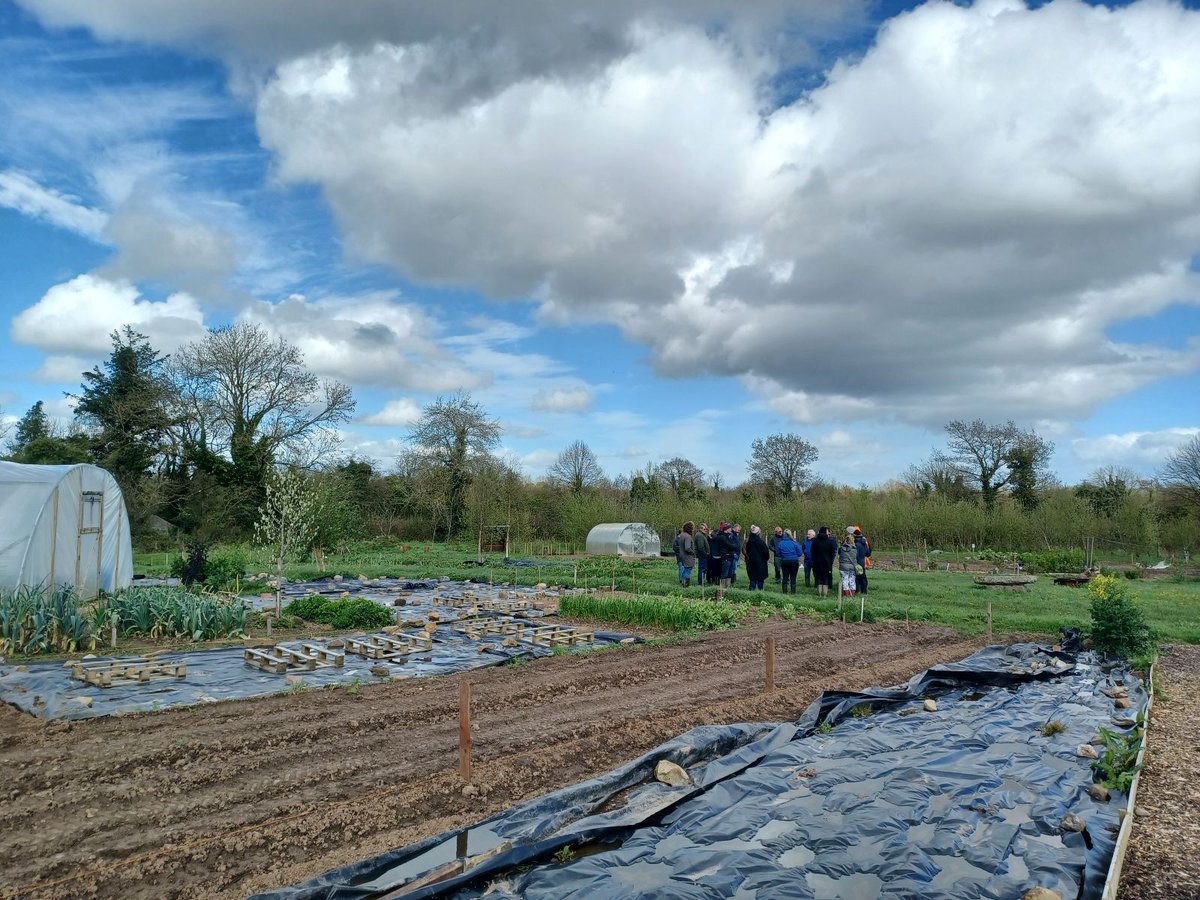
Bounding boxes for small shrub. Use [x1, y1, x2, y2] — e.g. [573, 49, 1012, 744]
[205, 548, 248, 591]
[181, 539, 209, 586]
[1122, 568, 1142, 580]
[1041, 720, 1066, 736]
[281, 595, 394, 630]
[1019, 550, 1084, 574]
[1088, 574, 1154, 658]
[814, 722, 833, 734]
[850, 704, 873, 718]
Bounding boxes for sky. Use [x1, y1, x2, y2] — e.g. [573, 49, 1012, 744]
[1, 0, 1198, 488]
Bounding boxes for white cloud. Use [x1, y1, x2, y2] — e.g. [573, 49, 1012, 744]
[10, 274, 207, 357]
[360, 398, 422, 427]
[1072, 428, 1200, 470]
[501, 421, 546, 439]
[238, 292, 487, 392]
[530, 386, 593, 413]
[34, 354, 92, 384]
[0, 170, 107, 239]
[248, 1, 1200, 426]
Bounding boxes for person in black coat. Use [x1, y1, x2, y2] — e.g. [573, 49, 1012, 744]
[810, 525, 837, 599]
[744, 525, 771, 590]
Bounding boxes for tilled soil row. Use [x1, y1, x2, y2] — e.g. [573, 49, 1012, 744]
[1, 620, 979, 899]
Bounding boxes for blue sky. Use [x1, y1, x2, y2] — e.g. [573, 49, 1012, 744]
[2, 0, 1198, 487]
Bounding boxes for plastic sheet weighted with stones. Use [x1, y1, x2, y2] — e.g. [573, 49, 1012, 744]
[257, 643, 1146, 900]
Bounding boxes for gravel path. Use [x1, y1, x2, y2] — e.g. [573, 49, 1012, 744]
[1120, 644, 1200, 899]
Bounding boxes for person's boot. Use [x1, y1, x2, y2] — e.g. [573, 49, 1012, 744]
[684, 577, 691, 587]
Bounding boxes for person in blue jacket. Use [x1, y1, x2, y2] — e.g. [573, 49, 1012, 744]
[801, 529, 815, 588]
[775, 529, 802, 594]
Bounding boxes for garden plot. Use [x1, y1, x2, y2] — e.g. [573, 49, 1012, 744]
[266, 644, 1147, 900]
[0, 579, 627, 720]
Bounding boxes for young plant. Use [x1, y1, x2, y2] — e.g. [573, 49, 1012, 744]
[1041, 720, 1067, 736]
[1092, 718, 1144, 793]
[255, 469, 321, 614]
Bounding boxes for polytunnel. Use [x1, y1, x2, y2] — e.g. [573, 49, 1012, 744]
[585, 523, 661, 558]
[0, 462, 133, 599]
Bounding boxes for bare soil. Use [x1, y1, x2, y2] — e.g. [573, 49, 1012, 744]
[1119, 644, 1200, 899]
[1, 620, 980, 899]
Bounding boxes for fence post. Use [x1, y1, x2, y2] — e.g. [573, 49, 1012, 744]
[987, 601, 993, 641]
[765, 637, 776, 694]
[459, 680, 473, 781]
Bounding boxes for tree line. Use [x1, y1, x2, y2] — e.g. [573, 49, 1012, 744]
[3, 325, 1198, 556]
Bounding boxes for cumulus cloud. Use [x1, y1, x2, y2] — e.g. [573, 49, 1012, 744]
[360, 398, 422, 427]
[1072, 427, 1200, 470]
[18, 0, 1200, 428]
[246, 0, 1200, 426]
[0, 170, 107, 239]
[101, 197, 237, 296]
[238, 292, 487, 392]
[10, 274, 207, 356]
[530, 386, 594, 414]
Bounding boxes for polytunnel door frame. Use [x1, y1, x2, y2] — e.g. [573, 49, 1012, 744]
[76, 490, 105, 599]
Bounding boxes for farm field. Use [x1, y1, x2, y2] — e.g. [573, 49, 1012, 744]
[133, 541, 1200, 645]
[0, 618, 981, 898]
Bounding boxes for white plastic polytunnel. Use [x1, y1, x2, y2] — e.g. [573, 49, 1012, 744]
[585, 523, 661, 558]
[0, 462, 133, 599]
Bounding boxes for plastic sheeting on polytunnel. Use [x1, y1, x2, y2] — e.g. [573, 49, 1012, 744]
[585, 523, 661, 558]
[258, 643, 1148, 900]
[0, 462, 133, 599]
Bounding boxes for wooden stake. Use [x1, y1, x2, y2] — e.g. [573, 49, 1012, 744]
[110, 610, 118, 650]
[459, 680, 472, 781]
[987, 601, 993, 641]
[765, 637, 775, 694]
[266, 614, 273, 636]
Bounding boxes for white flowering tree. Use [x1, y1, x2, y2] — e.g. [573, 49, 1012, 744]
[255, 469, 320, 614]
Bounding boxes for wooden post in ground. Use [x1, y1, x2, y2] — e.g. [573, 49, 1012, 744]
[266, 614, 273, 636]
[110, 610, 118, 649]
[987, 601, 993, 641]
[459, 680, 472, 781]
[765, 637, 776, 694]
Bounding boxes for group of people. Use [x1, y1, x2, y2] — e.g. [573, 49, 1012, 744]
[673, 522, 871, 600]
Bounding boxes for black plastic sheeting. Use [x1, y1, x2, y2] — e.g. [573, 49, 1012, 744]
[257, 643, 1147, 900]
[0, 580, 631, 720]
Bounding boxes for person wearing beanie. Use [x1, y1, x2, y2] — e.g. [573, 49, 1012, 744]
[678, 521, 697, 587]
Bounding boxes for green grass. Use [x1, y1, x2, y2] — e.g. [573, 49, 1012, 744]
[133, 541, 1200, 644]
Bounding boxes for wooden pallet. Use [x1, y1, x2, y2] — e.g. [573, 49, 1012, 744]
[70, 657, 187, 688]
[442, 595, 532, 614]
[515, 624, 594, 646]
[344, 633, 434, 661]
[244, 644, 345, 674]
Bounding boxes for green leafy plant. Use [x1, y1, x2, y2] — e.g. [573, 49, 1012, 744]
[108, 586, 246, 641]
[1041, 720, 1067, 736]
[281, 595, 394, 630]
[1019, 550, 1084, 574]
[814, 722, 833, 734]
[559, 594, 741, 631]
[850, 704, 874, 718]
[1089, 574, 1155, 657]
[552, 846, 576, 864]
[1092, 719, 1144, 793]
[0, 585, 97, 654]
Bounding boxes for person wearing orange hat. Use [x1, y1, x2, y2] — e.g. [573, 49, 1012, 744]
[853, 527, 871, 595]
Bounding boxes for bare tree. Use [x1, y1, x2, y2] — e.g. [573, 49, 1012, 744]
[547, 439, 605, 494]
[941, 419, 1053, 510]
[747, 433, 818, 497]
[654, 457, 705, 496]
[1160, 434, 1200, 515]
[409, 393, 501, 535]
[172, 323, 354, 480]
[904, 454, 974, 502]
[1075, 465, 1139, 518]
